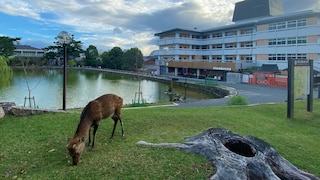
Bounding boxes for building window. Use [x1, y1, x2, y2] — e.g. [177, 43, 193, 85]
[201, 45, 210, 49]
[297, 19, 307, 27]
[202, 56, 209, 60]
[213, 55, 222, 62]
[277, 38, 286, 45]
[202, 34, 210, 39]
[192, 45, 200, 49]
[268, 23, 277, 30]
[240, 41, 253, 48]
[212, 44, 222, 49]
[225, 31, 237, 37]
[225, 55, 235, 62]
[268, 54, 277, 61]
[241, 55, 253, 62]
[225, 43, 237, 48]
[287, 37, 297, 44]
[297, 36, 307, 44]
[240, 28, 253, 34]
[277, 22, 286, 29]
[268, 39, 277, 45]
[192, 35, 200, 39]
[287, 20, 297, 28]
[213, 32, 222, 38]
[287, 54, 297, 60]
[297, 54, 307, 59]
[277, 54, 286, 61]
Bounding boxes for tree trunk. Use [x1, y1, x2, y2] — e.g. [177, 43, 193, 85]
[137, 127, 319, 180]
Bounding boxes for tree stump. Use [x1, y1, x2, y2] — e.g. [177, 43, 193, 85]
[137, 127, 319, 180]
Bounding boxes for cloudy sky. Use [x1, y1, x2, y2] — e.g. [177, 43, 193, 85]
[0, 0, 319, 55]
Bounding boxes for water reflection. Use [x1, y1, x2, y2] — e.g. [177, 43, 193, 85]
[0, 68, 216, 109]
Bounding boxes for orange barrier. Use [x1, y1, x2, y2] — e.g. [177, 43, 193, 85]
[248, 72, 287, 88]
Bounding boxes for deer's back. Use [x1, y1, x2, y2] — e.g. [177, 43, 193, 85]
[80, 94, 123, 121]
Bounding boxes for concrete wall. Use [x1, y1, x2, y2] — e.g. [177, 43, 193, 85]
[226, 73, 242, 84]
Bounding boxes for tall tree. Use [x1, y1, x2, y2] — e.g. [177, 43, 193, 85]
[122, 47, 144, 71]
[43, 35, 84, 65]
[108, 47, 123, 70]
[85, 45, 100, 67]
[100, 51, 109, 68]
[0, 36, 21, 57]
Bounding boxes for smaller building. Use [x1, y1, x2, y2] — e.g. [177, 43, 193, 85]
[14, 45, 45, 59]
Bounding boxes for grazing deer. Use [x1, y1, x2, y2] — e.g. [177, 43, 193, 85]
[67, 94, 124, 165]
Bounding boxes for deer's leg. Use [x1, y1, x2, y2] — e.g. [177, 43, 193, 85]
[87, 126, 92, 146]
[91, 123, 99, 151]
[118, 115, 124, 137]
[111, 113, 124, 138]
[110, 116, 118, 139]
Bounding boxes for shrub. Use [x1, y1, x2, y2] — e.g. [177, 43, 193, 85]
[227, 95, 248, 106]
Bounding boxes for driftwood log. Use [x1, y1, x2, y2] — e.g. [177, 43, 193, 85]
[137, 127, 319, 180]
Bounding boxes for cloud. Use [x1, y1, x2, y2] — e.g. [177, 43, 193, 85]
[0, 0, 318, 55]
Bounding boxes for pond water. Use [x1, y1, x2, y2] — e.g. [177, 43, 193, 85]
[0, 68, 216, 109]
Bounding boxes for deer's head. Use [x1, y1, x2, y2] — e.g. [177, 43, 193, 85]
[68, 137, 85, 165]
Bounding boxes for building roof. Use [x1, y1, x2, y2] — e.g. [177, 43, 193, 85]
[232, 0, 283, 22]
[258, 64, 279, 73]
[14, 45, 42, 51]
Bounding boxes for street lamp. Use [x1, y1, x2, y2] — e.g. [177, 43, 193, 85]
[57, 31, 72, 110]
[183, 67, 187, 100]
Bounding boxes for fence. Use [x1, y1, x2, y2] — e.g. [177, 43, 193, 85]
[248, 72, 287, 88]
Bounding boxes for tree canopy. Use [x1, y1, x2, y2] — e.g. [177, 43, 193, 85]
[84, 45, 100, 67]
[0, 36, 21, 57]
[122, 48, 144, 71]
[43, 35, 83, 65]
[100, 47, 144, 71]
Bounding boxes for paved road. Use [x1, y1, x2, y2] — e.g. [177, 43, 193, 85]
[170, 81, 318, 108]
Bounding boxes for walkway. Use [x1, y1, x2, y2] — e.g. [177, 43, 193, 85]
[162, 77, 319, 108]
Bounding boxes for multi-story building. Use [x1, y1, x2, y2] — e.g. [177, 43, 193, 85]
[154, 0, 320, 81]
[14, 45, 45, 59]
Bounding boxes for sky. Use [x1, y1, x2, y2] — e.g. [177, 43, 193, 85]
[0, 0, 319, 56]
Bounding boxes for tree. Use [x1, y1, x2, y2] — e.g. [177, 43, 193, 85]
[108, 47, 123, 70]
[122, 47, 144, 71]
[0, 56, 13, 87]
[100, 51, 109, 68]
[84, 45, 100, 67]
[43, 35, 84, 65]
[0, 36, 21, 57]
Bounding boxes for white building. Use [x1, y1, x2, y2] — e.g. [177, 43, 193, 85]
[154, 0, 320, 80]
[13, 45, 45, 59]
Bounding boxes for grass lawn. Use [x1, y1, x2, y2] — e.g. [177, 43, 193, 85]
[1, 100, 319, 179]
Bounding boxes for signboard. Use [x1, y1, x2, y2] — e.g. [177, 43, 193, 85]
[287, 59, 313, 119]
[294, 60, 310, 99]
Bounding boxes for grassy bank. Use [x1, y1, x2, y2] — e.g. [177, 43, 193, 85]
[1, 100, 319, 179]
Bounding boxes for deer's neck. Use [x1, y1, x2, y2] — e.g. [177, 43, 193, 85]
[74, 118, 91, 138]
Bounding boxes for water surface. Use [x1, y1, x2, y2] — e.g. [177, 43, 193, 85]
[0, 68, 216, 109]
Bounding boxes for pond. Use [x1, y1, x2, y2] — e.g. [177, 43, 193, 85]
[0, 68, 216, 109]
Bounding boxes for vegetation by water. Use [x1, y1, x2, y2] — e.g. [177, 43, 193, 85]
[0, 100, 319, 179]
[0, 56, 12, 87]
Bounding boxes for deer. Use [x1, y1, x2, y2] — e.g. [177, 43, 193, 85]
[67, 94, 124, 165]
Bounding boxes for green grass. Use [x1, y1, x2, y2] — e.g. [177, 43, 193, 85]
[1, 100, 320, 179]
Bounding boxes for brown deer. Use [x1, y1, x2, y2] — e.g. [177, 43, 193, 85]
[67, 94, 124, 165]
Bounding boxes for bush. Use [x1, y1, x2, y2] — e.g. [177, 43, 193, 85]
[227, 95, 248, 106]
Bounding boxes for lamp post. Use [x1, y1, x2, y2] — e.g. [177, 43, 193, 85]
[57, 31, 72, 110]
[183, 67, 187, 100]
